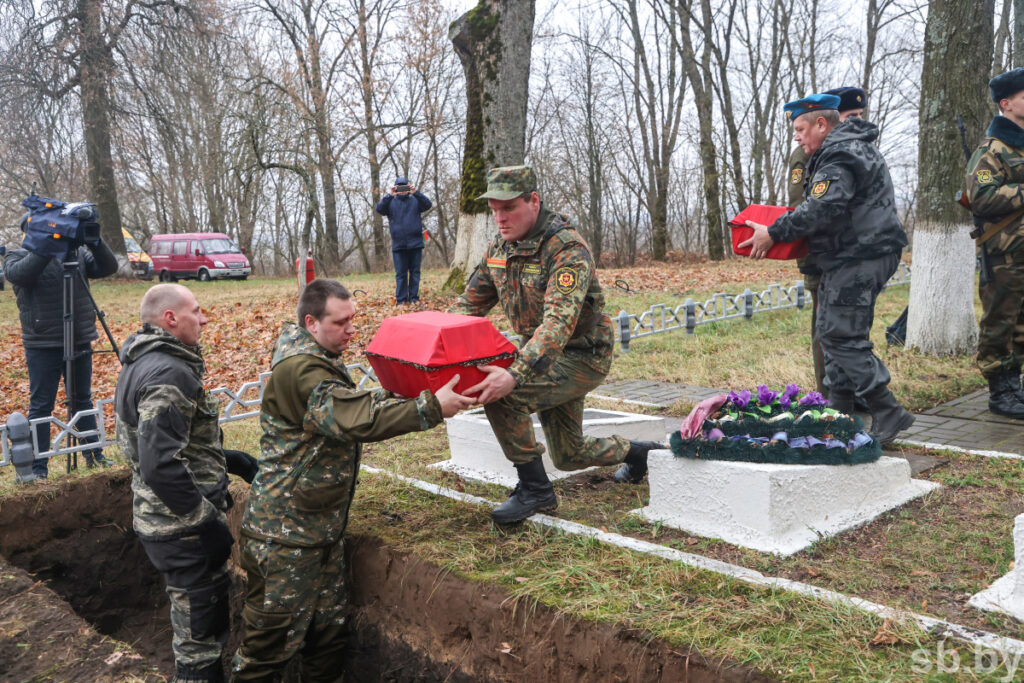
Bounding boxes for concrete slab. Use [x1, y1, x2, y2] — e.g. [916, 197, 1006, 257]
[634, 450, 939, 555]
[970, 514, 1024, 621]
[433, 408, 667, 487]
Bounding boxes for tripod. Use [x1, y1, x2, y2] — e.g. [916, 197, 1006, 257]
[59, 246, 120, 473]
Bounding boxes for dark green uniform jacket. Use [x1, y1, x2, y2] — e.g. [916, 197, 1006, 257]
[449, 207, 611, 385]
[240, 323, 443, 548]
[966, 114, 1024, 255]
[115, 325, 228, 539]
[769, 118, 907, 271]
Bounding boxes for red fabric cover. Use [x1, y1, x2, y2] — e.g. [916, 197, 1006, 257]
[729, 204, 809, 260]
[365, 311, 517, 398]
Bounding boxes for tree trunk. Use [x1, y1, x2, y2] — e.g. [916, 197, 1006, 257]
[676, 0, 724, 259]
[906, 0, 993, 354]
[78, 0, 127, 262]
[444, 0, 534, 290]
[1014, 0, 1024, 66]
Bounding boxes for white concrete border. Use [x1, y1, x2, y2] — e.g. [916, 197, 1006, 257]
[898, 439, 1024, 461]
[361, 464, 1024, 658]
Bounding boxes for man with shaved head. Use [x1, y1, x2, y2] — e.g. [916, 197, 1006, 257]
[116, 283, 253, 683]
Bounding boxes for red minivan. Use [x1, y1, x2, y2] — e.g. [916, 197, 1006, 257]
[150, 233, 252, 282]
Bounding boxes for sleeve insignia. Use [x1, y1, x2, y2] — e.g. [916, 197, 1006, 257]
[976, 169, 995, 185]
[810, 180, 830, 199]
[554, 266, 579, 294]
[790, 168, 803, 185]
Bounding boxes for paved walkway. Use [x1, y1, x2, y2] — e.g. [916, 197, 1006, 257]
[593, 379, 1024, 459]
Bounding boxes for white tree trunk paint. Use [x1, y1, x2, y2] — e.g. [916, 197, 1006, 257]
[906, 223, 978, 354]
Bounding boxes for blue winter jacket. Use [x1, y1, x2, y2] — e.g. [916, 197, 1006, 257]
[375, 191, 432, 251]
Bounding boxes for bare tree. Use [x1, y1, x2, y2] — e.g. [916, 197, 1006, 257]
[0, 0, 201, 260]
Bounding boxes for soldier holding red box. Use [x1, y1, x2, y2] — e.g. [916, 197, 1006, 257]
[740, 93, 913, 446]
[450, 165, 663, 525]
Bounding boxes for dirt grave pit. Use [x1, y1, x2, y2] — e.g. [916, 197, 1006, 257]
[0, 471, 766, 682]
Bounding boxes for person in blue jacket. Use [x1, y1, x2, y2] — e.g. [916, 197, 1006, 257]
[375, 176, 432, 304]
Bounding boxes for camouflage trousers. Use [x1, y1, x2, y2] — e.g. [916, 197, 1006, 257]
[817, 253, 900, 396]
[978, 249, 1024, 378]
[139, 534, 231, 682]
[484, 346, 630, 469]
[231, 536, 349, 682]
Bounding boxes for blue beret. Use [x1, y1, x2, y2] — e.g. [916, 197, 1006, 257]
[824, 87, 867, 112]
[783, 93, 841, 121]
[990, 68, 1024, 103]
[396, 176, 409, 185]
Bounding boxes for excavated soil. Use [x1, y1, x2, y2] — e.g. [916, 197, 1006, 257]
[0, 471, 768, 682]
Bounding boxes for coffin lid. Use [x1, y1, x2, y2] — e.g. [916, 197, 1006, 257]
[365, 311, 516, 367]
[728, 204, 793, 227]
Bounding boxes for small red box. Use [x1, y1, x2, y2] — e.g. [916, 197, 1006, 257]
[365, 312, 517, 398]
[729, 204, 809, 260]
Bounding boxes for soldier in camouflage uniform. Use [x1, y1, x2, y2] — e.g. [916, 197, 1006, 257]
[789, 86, 869, 401]
[742, 94, 912, 445]
[964, 67, 1024, 419]
[116, 284, 241, 683]
[449, 166, 663, 525]
[232, 279, 471, 681]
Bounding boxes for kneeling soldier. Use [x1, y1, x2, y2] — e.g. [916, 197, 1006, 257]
[449, 166, 663, 525]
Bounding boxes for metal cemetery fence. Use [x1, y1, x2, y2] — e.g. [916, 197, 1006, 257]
[1, 264, 911, 466]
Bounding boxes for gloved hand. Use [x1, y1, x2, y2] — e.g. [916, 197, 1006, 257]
[224, 449, 258, 484]
[22, 228, 68, 259]
[197, 516, 234, 568]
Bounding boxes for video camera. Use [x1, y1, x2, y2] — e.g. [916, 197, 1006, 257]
[395, 184, 412, 194]
[21, 192, 101, 250]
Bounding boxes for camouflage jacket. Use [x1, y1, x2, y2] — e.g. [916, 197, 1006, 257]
[965, 115, 1024, 255]
[449, 207, 612, 385]
[115, 324, 228, 540]
[240, 323, 443, 548]
[769, 118, 907, 271]
[787, 145, 821, 276]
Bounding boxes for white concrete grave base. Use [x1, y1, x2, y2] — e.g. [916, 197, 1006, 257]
[969, 514, 1024, 621]
[432, 408, 667, 487]
[634, 450, 939, 555]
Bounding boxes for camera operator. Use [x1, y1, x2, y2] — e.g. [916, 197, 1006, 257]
[375, 175, 432, 305]
[3, 211, 118, 478]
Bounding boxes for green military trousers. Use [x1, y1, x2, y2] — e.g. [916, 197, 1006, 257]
[483, 346, 630, 469]
[978, 250, 1024, 377]
[231, 536, 349, 682]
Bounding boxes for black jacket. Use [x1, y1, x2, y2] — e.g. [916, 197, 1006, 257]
[768, 119, 907, 271]
[3, 241, 118, 348]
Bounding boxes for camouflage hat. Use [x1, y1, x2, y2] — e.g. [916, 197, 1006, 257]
[477, 165, 537, 200]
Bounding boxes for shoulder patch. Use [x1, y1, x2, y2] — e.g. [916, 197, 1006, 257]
[809, 180, 830, 199]
[790, 167, 803, 185]
[976, 169, 995, 185]
[486, 257, 507, 269]
[554, 266, 579, 295]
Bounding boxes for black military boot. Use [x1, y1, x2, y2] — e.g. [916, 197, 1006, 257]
[1009, 366, 1024, 404]
[864, 386, 916, 446]
[612, 440, 664, 484]
[987, 371, 1024, 419]
[491, 458, 558, 525]
[827, 389, 855, 415]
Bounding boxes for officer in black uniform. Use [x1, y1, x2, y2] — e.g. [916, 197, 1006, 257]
[741, 93, 912, 445]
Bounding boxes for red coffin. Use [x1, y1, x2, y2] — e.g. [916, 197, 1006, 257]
[729, 204, 809, 260]
[364, 311, 517, 398]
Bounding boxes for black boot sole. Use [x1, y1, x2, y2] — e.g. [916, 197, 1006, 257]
[876, 412, 916, 446]
[988, 403, 1024, 420]
[491, 498, 558, 525]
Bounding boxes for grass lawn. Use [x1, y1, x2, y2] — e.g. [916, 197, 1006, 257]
[0, 260, 1015, 680]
